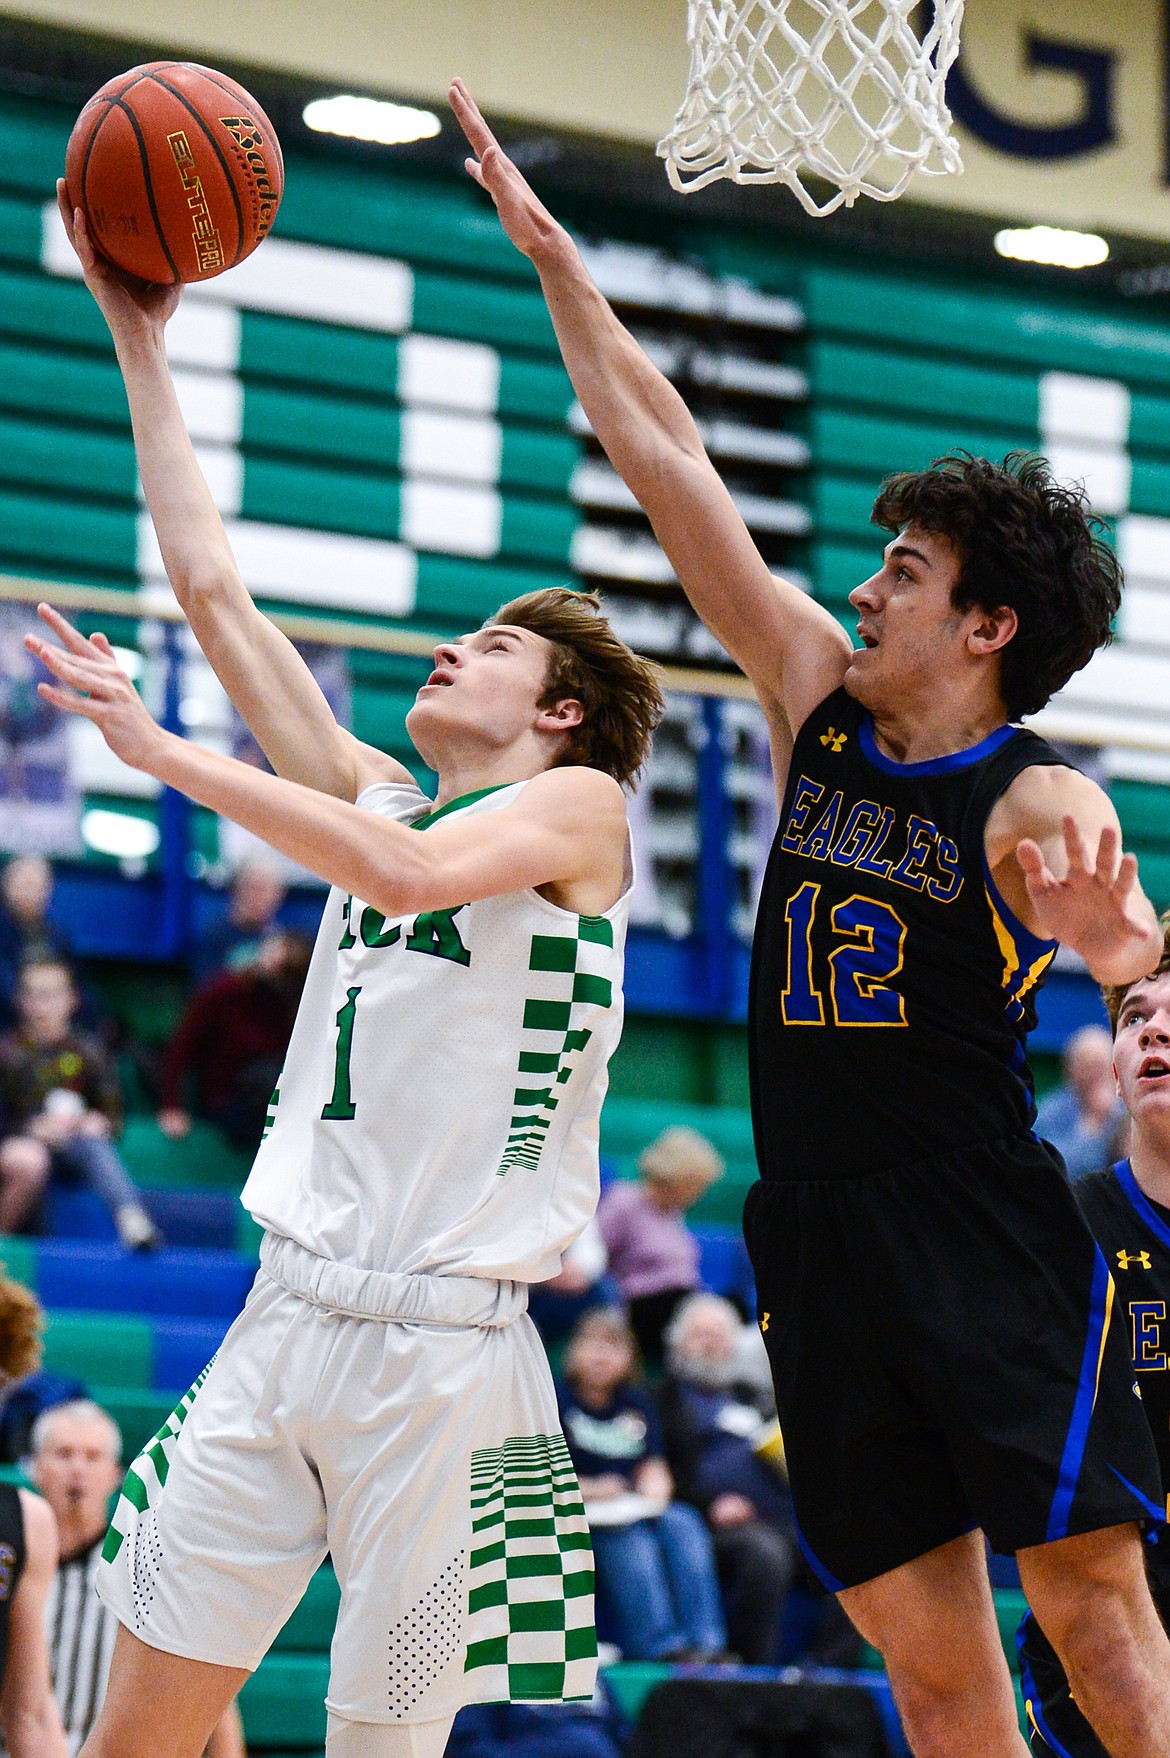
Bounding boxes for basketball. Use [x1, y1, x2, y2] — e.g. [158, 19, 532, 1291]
[64, 62, 283, 284]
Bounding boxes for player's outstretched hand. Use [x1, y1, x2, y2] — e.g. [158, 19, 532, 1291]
[25, 603, 167, 773]
[449, 80, 568, 263]
[55, 178, 181, 337]
[1016, 814, 1163, 982]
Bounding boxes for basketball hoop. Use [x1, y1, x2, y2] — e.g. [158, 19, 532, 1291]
[657, 0, 965, 217]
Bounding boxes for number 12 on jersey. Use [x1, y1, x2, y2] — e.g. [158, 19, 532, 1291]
[782, 883, 908, 1027]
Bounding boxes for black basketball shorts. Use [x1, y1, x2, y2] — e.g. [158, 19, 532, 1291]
[743, 1134, 1161, 1591]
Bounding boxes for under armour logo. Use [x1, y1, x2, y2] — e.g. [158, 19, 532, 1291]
[1118, 1250, 1153, 1271]
[760, 1312, 770, 1333]
[819, 728, 847, 752]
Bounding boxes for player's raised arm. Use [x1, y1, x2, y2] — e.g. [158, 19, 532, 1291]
[989, 763, 1162, 985]
[56, 182, 409, 804]
[26, 608, 627, 914]
[449, 82, 852, 746]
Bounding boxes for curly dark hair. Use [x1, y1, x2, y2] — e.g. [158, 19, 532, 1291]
[870, 452, 1122, 719]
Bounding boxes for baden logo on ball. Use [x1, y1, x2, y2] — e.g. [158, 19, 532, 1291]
[64, 62, 285, 284]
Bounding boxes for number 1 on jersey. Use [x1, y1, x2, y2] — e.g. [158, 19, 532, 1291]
[322, 985, 362, 1120]
[782, 881, 907, 1027]
[781, 883, 825, 1024]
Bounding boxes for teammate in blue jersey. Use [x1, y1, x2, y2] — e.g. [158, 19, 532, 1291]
[452, 79, 1170, 1758]
[1020, 920, 1170, 1756]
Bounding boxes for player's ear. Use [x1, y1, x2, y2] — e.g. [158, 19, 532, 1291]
[537, 696, 585, 733]
[967, 605, 1018, 656]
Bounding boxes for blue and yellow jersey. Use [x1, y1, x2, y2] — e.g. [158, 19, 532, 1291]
[1076, 1161, 1170, 1574]
[750, 685, 1068, 1181]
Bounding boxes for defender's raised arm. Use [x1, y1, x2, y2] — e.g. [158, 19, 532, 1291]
[450, 81, 851, 754]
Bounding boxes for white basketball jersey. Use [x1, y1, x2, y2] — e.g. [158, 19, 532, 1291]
[241, 778, 631, 1283]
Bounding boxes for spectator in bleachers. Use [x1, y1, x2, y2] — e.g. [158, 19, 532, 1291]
[158, 929, 313, 1153]
[659, 1294, 860, 1668]
[0, 856, 70, 1026]
[0, 958, 159, 1250]
[192, 857, 287, 984]
[658, 1294, 796, 1665]
[557, 1307, 728, 1662]
[1036, 1023, 1126, 1180]
[597, 1127, 722, 1364]
[30, 1399, 245, 1758]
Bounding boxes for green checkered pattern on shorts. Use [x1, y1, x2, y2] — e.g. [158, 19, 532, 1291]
[102, 1359, 215, 1564]
[463, 1432, 597, 1701]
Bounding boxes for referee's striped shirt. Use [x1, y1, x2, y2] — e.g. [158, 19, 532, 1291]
[45, 1535, 116, 1757]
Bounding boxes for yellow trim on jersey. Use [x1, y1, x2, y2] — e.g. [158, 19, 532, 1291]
[1092, 1275, 1117, 1409]
[1015, 946, 1056, 1005]
[985, 886, 1056, 1008]
[986, 887, 1019, 991]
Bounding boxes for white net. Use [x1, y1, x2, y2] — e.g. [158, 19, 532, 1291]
[657, 0, 965, 216]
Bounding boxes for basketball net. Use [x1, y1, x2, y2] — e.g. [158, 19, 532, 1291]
[657, 0, 965, 217]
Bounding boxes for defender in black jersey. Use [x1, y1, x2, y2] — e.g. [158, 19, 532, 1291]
[0, 1482, 68, 1756]
[462, 88, 1170, 1757]
[1020, 929, 1170, 1756]
[745, 683, 1155, 1586]
[0, 1271, 67, 1755]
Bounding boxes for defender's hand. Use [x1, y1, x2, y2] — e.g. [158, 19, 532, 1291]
[56, 179, 181, 338]
[449, 80, 569, 264]
[25, 603, 169, 774]
[1016, 814, 1162, 982]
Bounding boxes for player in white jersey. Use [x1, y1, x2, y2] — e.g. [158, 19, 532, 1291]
[41, 187, 664, 1758]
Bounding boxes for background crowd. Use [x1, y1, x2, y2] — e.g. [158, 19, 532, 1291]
[0, 849, 1121, 1751]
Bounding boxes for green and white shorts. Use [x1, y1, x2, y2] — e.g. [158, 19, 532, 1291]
[97, 1233, 597, 1724]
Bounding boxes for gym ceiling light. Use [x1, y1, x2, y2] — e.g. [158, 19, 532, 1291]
[993, 226, 1109, 270]
[303, 95, 441, 147]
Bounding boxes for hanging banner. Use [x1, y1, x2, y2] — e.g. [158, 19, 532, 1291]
[0, 603, 81, 858]
[911, 0, 1170, 240]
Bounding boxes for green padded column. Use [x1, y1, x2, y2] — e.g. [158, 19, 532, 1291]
[270, 1569, 341, 1651]
[43, 1310, 154, 1390]
[0, 1235, 36, 1289]
[411, 272, 557, 353]
[238, 1654, 329, 1748]
[240, 314, 398, 396]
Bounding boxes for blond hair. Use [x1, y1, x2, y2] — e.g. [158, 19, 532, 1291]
[638, 1126, 725, 1188]
[490, 589, 663, 787]
[1103, 911, 1170, 1034]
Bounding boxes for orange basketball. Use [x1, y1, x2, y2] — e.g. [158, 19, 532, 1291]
[64, 62, 284, 284]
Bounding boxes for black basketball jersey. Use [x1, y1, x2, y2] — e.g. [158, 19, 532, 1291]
[1076, 1161, 1170, 1588]
[0, 1482, 26, 1689]
[751, 686, 1069, 1180]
